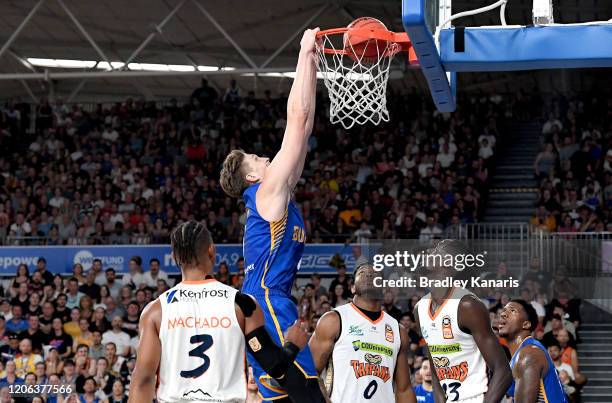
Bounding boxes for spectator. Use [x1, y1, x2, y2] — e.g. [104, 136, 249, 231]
[80, 271, 102, 302]
[104, 343, 125, 376]
[328, 264, 351, 299]
[107, 378, 128, 403]
[91, 260, 106, 286]
[0, 333, 20, 362]
[103, 269, 122, 300]
[121, 303, 139, 338]
[36, 258, 54, 285]
[14, 339, 42, 378]
[413, 360, 434, 403]
[330, 284, 349, 308]
[74, 318, 94, 350]
[382, 291, 402, 321]
[46, 317, 73, 359]
[101, 317, 130, 357]
[39, 302, 55, 334]
[548, 341, 575, 381]
[0, 361, 23, 385]
[10, 283, 29, 311]
[64, 308, 83, 340]
[54, 294, 71, 323]
[141, 258, 169, 289]
[19, 316, 45, 354]
[121, 258, 144, 289]
[6, 306, 27, 334]
[89, 331, 105, 361]
[66, 278, 85, 309]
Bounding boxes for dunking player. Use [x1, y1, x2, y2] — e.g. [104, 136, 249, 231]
[309, 264, 416, 403]
[219, 29, 325, 402]
[129, 222, 313, 403]
[415, 240, 512, 402]
[498, 300, 567, 403]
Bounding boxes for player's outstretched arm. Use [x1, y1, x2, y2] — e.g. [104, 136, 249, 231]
[128, 300, 161, 403]
[513, 346, 548, 403]
[413, 307, 446, 403]
[458, 296, 513, 403]
[309, 310, 340, 374]
[395, 326, 417, 403]
[257, 28, 319, 222]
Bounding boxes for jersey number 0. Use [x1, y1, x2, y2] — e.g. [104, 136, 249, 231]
[180, 334, 213, 378]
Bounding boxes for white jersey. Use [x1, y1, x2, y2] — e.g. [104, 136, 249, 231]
[417, 288, 488, 402]
[157, 279, 246, 403]
[330, 303, 401, 403]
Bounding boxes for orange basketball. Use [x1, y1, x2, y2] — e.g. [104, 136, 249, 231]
[343, 17, 389, 63]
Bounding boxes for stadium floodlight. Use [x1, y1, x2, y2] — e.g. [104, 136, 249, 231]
[533, 0, 554, 25]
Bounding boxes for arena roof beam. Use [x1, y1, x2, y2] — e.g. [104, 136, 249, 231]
[0, 0, 46, 60]
[0, 67, 293, 81]
[124, 0, 187, 67]
[260, 3, 330, 68]
[191, 0, 258, 69]
[56, 0, 113, 70]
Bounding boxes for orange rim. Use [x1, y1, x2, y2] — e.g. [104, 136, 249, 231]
[316, 27, 412, 56]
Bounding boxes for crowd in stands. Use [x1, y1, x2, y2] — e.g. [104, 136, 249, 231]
[0, 248, 585, 402]
[0, 79, 507, 246]
[531, 92, 612, 233]
[0, 83, 598, 402]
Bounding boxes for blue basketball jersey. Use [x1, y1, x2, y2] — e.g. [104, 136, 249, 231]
[242, 183, 306, 297]
[413, 384, 435, 403]
[507, 337, 568, 403]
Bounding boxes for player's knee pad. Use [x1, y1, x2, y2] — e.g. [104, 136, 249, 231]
[277, 363, 326, 403]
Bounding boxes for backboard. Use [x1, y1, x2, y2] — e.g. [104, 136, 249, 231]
[403, 0, 612, 113]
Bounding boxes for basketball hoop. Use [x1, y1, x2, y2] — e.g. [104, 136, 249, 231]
[316, 17, 415, 129]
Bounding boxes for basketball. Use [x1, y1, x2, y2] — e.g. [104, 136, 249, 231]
[343, 17, 389, 62]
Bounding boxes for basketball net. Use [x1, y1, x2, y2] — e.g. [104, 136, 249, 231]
[316, 34, 401, 130]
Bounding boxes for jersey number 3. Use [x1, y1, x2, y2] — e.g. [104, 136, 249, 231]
[180, 334, 213, 378]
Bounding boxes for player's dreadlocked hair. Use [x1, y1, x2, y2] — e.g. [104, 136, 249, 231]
[170, 221, 212, 268]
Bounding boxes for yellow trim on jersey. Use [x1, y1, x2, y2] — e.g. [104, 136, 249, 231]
[257, 392, 289, 400]
[259, 375, 288, 394]
[260, 213, 318, 380]
[540, 379, 549, 403]
[261, 216, 288, 344]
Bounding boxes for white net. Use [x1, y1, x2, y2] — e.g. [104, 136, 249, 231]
[316, 32, 400, 129]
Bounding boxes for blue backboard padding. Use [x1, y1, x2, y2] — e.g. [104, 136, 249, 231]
[440, 25, 612, 72]
[402, 0, 456, 112]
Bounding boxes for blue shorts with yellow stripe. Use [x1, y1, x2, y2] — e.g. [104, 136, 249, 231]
[247, 292, 318, 401]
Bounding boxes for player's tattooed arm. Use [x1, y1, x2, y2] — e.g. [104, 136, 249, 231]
[128, 299, 162, 403]
[257, 28, 319, 221]
[457, 296, 513, 403]
[513, 346, 548, 403]
[413, 306, 446, 403]
[395, 325, 417, 403]
[309, 310, 340, 374]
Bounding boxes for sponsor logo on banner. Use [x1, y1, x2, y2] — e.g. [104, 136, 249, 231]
[385, 324, 394, 343]
[73, 250, 124, 271]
